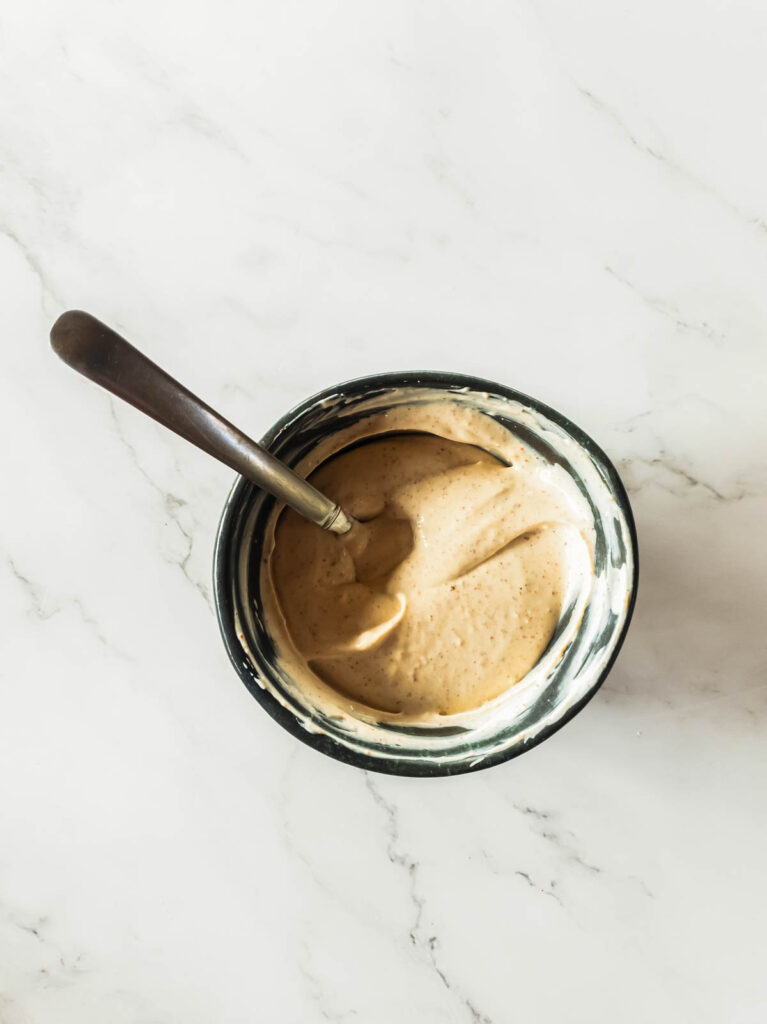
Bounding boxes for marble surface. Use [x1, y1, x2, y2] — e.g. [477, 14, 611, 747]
[2, 0, 766, 1020]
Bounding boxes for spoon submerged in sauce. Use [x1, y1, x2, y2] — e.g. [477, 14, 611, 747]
[50, 310, 379, 542]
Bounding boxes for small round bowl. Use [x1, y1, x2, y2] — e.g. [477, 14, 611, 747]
[213, 372, 638, 777]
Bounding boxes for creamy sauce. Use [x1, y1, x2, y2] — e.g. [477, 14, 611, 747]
[261, 404, 595, 718]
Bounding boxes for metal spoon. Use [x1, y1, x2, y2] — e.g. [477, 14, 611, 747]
[50, 310, 353, 534]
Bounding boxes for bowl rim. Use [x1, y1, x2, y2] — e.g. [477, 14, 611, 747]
[213, 370, 639, 777]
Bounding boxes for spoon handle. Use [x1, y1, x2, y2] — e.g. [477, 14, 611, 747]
[50, 310, 351, 533]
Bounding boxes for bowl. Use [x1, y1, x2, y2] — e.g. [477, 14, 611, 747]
[213, 372, 638, 777]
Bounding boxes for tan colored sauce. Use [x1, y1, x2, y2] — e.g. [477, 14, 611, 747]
[263, 419, 594, 717]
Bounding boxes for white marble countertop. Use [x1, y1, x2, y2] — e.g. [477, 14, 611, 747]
[2, 1, 766, 1020]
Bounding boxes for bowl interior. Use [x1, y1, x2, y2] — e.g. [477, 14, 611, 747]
[214, 372, 637, 777]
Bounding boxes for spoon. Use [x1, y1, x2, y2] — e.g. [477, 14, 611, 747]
[50, 310, 354, 534]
